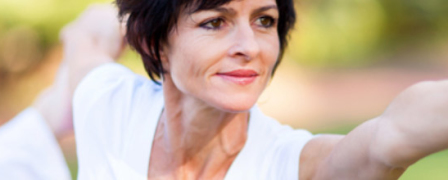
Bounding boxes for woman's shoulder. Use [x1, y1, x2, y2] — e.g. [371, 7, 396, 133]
[73, 63, 163, 154]
[73, 63, 163, 177]
[74, 63, 161, 98]
[74, 63, 162, 110]
[73, 63, 162, 124]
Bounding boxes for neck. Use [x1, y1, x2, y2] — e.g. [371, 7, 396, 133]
[152, 76, 249, 178]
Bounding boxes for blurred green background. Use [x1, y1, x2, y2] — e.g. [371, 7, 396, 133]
[0, 0, 448, 179]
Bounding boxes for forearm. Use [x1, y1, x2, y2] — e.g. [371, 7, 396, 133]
[314, 119, 405, 180]
[376, 80, 448, 166]
[313, 80, 448, 180]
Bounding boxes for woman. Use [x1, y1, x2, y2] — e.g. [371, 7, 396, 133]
[68, 1, 448, 180]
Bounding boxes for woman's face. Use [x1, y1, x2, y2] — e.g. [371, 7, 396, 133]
[162, 0, 280, 112]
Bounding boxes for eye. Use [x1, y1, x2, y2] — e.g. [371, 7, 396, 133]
[255, 16, 275, 28]
[200, 18, 225, 30]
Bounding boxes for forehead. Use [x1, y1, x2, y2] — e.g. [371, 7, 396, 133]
[187, 0, 277, 13]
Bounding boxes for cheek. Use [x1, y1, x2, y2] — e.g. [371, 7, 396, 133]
[167, 52, 198, 93]
[166, 42, 220, 95]
[260, 35, 280, 74]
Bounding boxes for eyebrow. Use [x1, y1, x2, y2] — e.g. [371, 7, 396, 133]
[253, 5, 278, 15]
[214, 7, 237, 16]
[193, 4, 278, 16]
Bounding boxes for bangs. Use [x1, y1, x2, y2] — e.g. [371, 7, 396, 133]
[185, 0, 233, 13]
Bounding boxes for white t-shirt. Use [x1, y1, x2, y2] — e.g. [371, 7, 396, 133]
[74, 63, 313, 180]
[0, 108, 71, 180]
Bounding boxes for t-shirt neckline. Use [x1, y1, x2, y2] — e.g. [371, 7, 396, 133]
[144, 94, 256, 179]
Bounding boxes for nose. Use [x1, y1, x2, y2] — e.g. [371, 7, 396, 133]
[228, 23, 260, 61]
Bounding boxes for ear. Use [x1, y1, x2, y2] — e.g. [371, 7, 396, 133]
[159, 44, 168, 63]
[159, 43, 170, 73]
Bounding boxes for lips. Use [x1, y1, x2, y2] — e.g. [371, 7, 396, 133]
[216, 69, 259, 85]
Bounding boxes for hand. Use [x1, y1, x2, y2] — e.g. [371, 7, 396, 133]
[60, 4, 126, 96]
[60, 4, 126, 60]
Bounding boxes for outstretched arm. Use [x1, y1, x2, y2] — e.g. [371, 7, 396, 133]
[300, 80, 448, 180]
[33, 4, 125, 137]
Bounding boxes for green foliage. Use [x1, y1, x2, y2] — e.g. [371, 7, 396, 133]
[288, 0, 448, 68]
[0, 0, 113, 73]
[400, 150, 448, 180]
[0, 0, 112, 51]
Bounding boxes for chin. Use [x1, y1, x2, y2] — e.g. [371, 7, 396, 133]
[210, 94, 259, 113]
[219, 104, 254, 113]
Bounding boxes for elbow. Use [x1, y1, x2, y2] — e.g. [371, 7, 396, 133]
[369, 116, 421, 169]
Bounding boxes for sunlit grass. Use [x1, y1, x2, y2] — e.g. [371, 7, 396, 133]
[401, 150, 448, 180]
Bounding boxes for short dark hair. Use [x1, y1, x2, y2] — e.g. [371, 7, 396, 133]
[116, 0, 296, 84]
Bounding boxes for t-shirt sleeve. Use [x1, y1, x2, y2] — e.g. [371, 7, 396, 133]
[73, 63, 160, 179]
[0, 108, 71, 180]
[271, 128, 314, 180]
[257, 119, 314, 180]
[255, 107, 314, 180]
